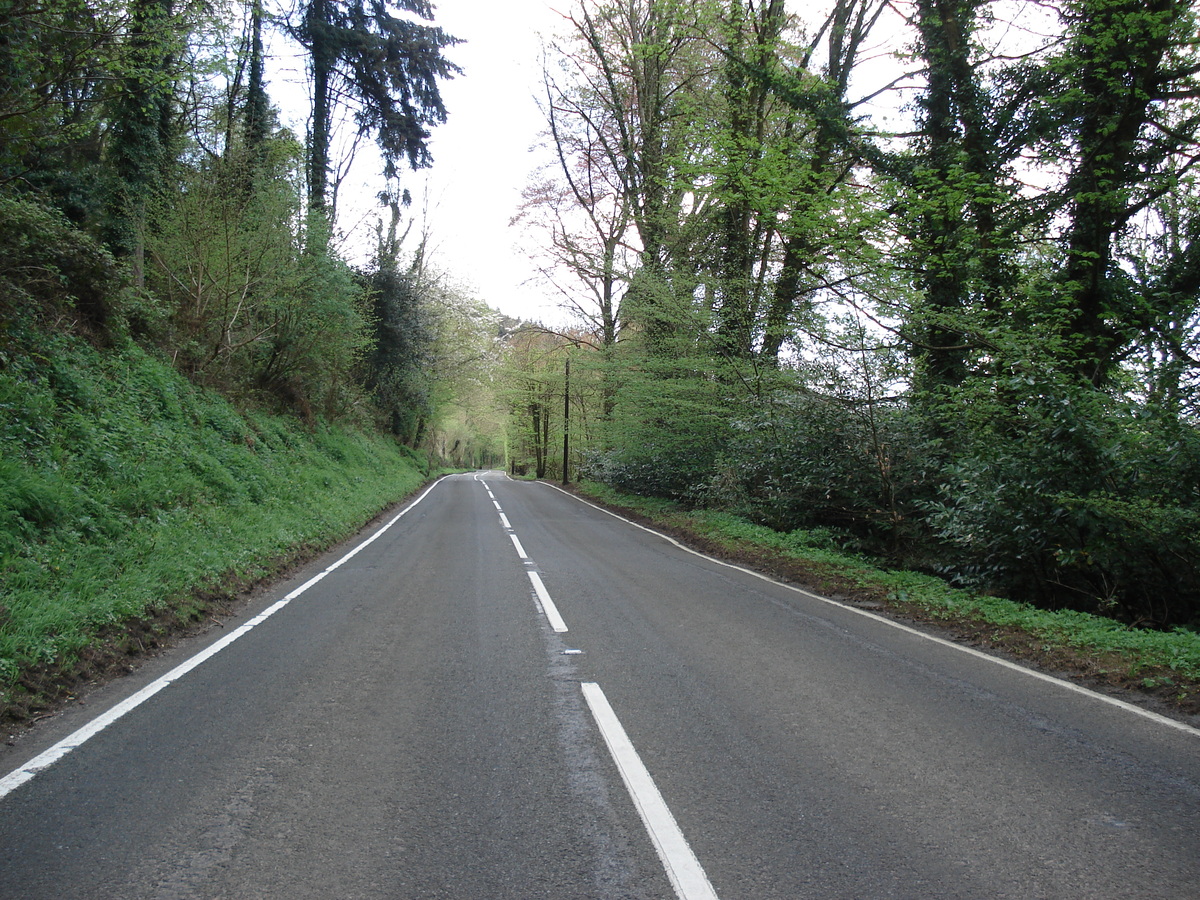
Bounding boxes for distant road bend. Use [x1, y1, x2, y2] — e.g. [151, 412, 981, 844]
[1, 472, 1197, 899]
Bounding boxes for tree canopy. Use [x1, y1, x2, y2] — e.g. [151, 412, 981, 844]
[294, 0, 461, 215]
[0, 0, 475, 454]
[510, 0, 1200, 627]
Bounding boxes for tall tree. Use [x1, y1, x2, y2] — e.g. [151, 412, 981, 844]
[904, 0, 999, 395]
[528, 71, 634, 352]
[702, 0, 892, 363]
[107, 0, 184, 286]
[566, 0, 716, 344]
[710, 0, 787, 360]
[244, 0, 270, 155]
[294, 0, 460, 218]
[0, 0, 118, 217]
[1049, 0, 1200, 385]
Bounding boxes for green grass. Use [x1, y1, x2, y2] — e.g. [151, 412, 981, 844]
[1, 330, 430, 717]
[575, 481, 1200, 703]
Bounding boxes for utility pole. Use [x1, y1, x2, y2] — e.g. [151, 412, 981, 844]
[562, 356, 571, 485]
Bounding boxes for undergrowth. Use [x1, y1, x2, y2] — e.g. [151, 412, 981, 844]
[0, 327, 428, 720]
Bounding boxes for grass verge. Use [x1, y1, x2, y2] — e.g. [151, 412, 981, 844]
[1, 330, 429, 724]
[573, 481, 1200, 719]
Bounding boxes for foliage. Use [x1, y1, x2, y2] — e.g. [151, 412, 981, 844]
[585, 349, 735, 498]
[0, 193, 126, 330]
[0, 0, 468, 428]
[360, 259, 433, 442]
[146, 148, 372, 417]
[923, 373, 1200, 624]
[0, 0, 497, 715]
[524, 0, 1200, 630]
[0, 0, 120, 220]
[293, 0, 461, 213]
[0, 326, 429, 714]
[104, 0, 188, 269]
[419, 278, 507, 468]
[503, 326, 570, 479]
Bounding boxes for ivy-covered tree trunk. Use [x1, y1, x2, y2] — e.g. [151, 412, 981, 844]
[107, 0, 178, 288]
[906, 0, 983, 395]
[245, 0, 270, 156]
[712, 0, 786, 361]
[1056, 0, 1182, 385]
[303, 0, 334, 216]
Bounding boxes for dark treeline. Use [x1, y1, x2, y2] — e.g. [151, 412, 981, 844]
[509, 0, 1200, 628]
[0, 0, 483, 450]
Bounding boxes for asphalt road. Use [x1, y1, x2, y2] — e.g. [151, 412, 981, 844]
[1, 472, 1197, 899]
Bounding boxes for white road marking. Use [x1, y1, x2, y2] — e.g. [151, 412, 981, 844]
[582, 682, 720, 900]
[0, 477, 452, 801]
[481, 483, 563, 629]
[541, 483, 1200, 739]
[527, 571, 569, 632]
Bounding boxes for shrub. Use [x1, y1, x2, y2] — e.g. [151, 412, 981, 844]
[924, 377, 1200, 625]
[0, 193, 124, 331]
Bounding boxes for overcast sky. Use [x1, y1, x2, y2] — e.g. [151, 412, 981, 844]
[268, 0, 921, 325]
[411, 0, 569, 323]
[285, 0, 570, 324]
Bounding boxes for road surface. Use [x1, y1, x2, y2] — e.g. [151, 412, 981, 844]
[1, 472, 1197, 898]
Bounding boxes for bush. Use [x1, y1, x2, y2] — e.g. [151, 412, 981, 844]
[587, 350, 735, 499]
[146, 150, 370, 418]
[924, 376, 1200, 625]
[688, 388, 932, 548]
[0, 193, 124, 331]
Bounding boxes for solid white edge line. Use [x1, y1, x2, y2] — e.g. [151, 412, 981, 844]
[510, 533, 529, 559]
[581, 682, 720, 900]
[527, 571, 569, 633]
[538, 483, 1200, 739]
[0, 476, 452, 801]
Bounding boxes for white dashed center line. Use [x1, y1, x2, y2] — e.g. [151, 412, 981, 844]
[482, 477, 720, 900]
[582, 682, 721, 900]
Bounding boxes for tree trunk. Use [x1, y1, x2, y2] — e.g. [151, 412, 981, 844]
[305, 0, 333, 216]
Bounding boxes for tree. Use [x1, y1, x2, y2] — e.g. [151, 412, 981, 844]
[293, 0, 460, 217]
[518, 48, 642, 353]
[107, 0, 187, 286]
[504, 327, 569, 478]
[1047, 0, 1200, 385]
[561, 0, 719, 344]
[360, 207, 435, 443]
[708, 0, 789, 359]
[0, 0, 120, 207]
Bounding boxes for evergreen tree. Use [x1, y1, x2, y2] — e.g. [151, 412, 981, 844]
[294, 0, 460, 217]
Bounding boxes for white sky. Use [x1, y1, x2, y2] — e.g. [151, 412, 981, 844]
[304, 0, 571, 324]
[265, 0, 918, 326]
[409, 0, 569, 323]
